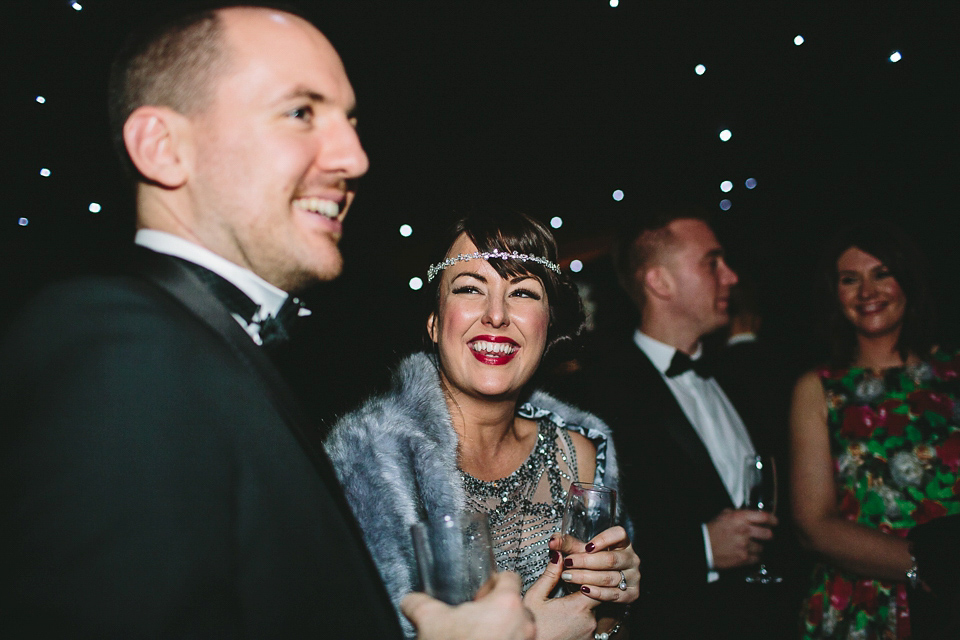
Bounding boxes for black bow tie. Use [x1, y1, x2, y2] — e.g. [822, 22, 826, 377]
[665, 351, 714, 379]
[174, 258, 306, 347]
[256, 295, 307, 347]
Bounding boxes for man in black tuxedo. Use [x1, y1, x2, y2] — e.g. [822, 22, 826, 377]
[0, 6, 533, 639]
[561, 210, 793, 638]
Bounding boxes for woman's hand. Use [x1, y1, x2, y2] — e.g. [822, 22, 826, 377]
[551, 526, 640, 603]
[523, 548, 600, 640]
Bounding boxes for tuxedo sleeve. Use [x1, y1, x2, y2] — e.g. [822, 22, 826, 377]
[0, 279, 250, 637]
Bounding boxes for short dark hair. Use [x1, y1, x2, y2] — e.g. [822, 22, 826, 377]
[612, 205, 711, 309]
[425, 209, 584, 353]
[820, 220, 936, 367]
[108, 8, 230, 180]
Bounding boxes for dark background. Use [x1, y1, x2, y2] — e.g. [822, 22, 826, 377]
[4, 0, 959, 420]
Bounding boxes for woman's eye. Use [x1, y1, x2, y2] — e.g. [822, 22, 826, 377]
[511, 288, 542, 300]
[876, 269, 893, 279]
[839, 276, 858, 285]
[452, 286, 480, 295]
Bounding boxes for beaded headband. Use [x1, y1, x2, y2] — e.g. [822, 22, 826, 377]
[427, 249, 562, 282]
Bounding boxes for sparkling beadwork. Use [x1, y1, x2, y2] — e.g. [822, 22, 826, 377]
[427, 249, 562, 282]
[461, 419, 577, 593]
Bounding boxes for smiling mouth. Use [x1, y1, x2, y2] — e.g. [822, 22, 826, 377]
[857, 301, 888, 314]
[292, 197, 342, 219]
[468, 338, 520, 364]
[470, 340, 519, 356]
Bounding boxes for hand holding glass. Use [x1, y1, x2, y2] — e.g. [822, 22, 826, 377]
[743, 454, 782, 584]
[560, 482, 617, 591]
[411, 512, 497, 605]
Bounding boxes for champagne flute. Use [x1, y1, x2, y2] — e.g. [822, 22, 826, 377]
[743, 454, 783, 584]
[411, 512, 496, 604]
[560, 482, 617, 592]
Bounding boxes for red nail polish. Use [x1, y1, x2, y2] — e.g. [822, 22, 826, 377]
[585, 543, 596, 552]
[581, 586, 591, 594]
[549, 550, 560, 564]
[564, 558, 573, 567]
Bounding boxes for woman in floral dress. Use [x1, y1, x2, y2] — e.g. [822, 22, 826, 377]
[791, 222, 960, 639]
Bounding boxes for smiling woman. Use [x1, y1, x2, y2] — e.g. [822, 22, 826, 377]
[325, 210, 641, 640]
[790, 221, 960, 639]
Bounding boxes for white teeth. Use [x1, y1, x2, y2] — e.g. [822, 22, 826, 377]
[470, 341, 518, 355]
[293, 197, 340, 219]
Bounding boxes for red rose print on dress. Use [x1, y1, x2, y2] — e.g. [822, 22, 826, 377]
[937, 433, 960, 472]
[841, 406, 882, 439]
[877, 399, 910, 435]
[807, 592, 824, 625]
[852, 580, 878, 616]
[839, 490, 861, 521]
[913, 499, 947, 525]
[908, 390, 954, 419]
[932, 355, 960, 380]
[827, 574, 853, 610]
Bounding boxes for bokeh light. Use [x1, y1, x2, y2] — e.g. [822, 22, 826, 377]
[719, 129, 732, 142]
[745, 178, 757, 189]
[550, 216, 563, 229]
[40, 168, 51, 177]
[612, 189, 624, 201]
[719, 199, 732, 211]
[89, 202, 102, 213]
[695, 64, 706, 75]
[399, 224, 413, 237]
[794, 35, 805, 46]
[720, 180, 733, 193]
[409, 277, 423, 291]
[889, 50, 902, 63]
[570, 260, 583, 273]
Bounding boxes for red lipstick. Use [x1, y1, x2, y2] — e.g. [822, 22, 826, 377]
[468, 335, 520, 365]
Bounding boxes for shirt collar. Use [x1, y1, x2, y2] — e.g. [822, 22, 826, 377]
[135, 229, 288, 318]
[727, 332, 758, 347]
[633, 329, 703, 375]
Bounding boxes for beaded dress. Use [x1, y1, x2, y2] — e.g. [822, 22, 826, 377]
[462, 418, 579, 593]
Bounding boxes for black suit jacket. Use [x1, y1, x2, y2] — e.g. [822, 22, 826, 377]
[549, 333, 798, 638]
[0, 249, 402, 639]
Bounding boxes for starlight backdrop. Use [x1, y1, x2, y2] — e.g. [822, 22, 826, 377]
[4, 0, 959, 414]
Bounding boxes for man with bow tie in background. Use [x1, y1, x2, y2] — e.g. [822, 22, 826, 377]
[0, 5, 534, 639]
[558, 208, 789, 638]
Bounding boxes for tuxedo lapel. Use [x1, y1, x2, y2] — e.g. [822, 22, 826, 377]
[132, 249, 342, 492]
[626, 347, 718, 472]
[619, 344, 732, 507]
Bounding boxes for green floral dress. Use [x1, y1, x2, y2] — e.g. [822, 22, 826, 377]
[799, 351, 960, 639]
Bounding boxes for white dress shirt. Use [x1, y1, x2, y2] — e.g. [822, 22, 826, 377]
[135, 230, 309, 345]
[634, 330, 756, 581]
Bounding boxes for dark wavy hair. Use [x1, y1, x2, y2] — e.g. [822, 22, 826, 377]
[820, 221, 936, 367]
[424, 209, 584, 354]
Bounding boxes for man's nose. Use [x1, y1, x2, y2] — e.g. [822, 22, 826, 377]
[720, 261, 738, 286]
[318, 115, 369, 179]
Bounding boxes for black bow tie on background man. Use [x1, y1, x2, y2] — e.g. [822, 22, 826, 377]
[665, 350, 715, 379]
[174, 258, 307, 348]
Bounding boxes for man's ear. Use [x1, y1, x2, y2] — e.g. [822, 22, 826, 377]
[426, 313, 439, 344]
[122, 106, 192, 188]
[644, 265, 674, 301]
